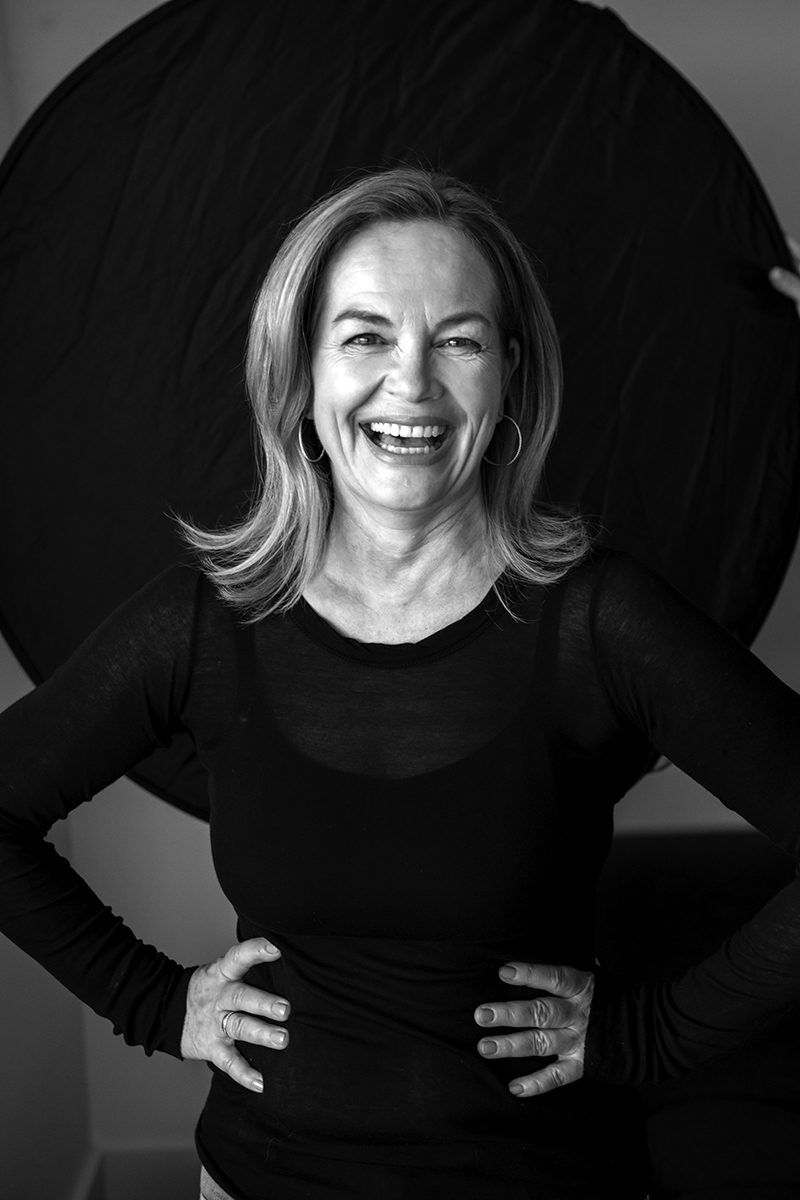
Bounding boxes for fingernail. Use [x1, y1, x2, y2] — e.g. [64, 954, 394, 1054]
[262, 941, 278, 954]
[252, 1077, 264, 1092]
[480, 1039, 498, 1056]
[477, 1007, 494, 1023]
[272, 1029, 287, 1047]
[499, 965, 516, 980]
[509, 1083, 524, 1096]
[273, 1002, 288, 1019]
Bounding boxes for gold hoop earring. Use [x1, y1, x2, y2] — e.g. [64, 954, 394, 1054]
[298, 421, 325, 463]
[483, 414, 522, 466]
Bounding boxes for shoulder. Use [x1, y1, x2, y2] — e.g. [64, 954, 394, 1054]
[545, 547, 727, 678]
[585, 549, 716, 640]
[505, 548, 695, 648]
[121, 561, 236, 623]
[576, 549, 764, 708]
[558, 547, 692, 625]
[79, 561, 238, 672]
[561, 545, 657, 592]
[129, 561, 203, 606]
[531, 545, 631, 622]
[106, 562, 204, 636]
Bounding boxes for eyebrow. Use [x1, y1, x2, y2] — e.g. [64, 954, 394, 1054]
[331, 308, 494, 328]
[332, 308, 392, 327]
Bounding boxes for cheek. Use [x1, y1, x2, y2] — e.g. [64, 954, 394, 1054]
[310, 376, 361, 450]
[309, 365, 340, 423]
[315, 363, 381, 430]
[464, 371, 504, 423]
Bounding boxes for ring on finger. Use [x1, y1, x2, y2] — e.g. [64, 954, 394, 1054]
[220, 1010, 236, 1039]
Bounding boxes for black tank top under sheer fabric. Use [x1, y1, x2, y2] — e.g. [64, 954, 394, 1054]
[3, 551, 800, 1199]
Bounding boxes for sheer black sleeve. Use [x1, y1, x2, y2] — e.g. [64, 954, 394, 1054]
[582, 552, 800, 1084]
[0, 565, 204, 1058]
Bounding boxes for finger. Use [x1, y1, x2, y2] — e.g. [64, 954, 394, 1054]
[498, 962, 593, 998]
[478, 1025, 582, 1059]
[785, 233, 800, 263]
[224, 981, 290, 1023]
[220, 1011, 289, 1050]
[769, 265, 800, 298]
[475, 996, 573, 1030]
[507, 1056, 584, 1098]
[220, 938, 282, 981]
[214, 1040, 267, 1094]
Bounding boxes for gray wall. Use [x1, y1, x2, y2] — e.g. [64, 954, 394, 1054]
[1, 1, 799, 1193]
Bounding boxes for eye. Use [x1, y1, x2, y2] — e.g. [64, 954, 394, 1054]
[345, 332, 385, 347]
[438, 337, 482, 352]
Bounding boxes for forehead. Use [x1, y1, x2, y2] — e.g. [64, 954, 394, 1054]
[318, 220, 499, 314]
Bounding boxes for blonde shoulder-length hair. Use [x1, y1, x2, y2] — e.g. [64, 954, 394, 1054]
[181, 167, 589, 618]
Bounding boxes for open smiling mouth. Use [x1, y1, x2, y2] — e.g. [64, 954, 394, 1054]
[362, 421, 448, 456]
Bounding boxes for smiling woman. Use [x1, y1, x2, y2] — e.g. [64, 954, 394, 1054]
[306, 219, 521, 640]
[3, 167, 800, 1200]
[182, 169, 588, 634]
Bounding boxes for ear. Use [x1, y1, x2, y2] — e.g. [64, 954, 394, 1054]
[499, 338, 521, 417]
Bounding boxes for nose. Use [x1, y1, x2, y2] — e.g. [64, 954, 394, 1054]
[385, 344, 439, 404]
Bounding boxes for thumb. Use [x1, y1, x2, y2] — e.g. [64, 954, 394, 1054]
[220, 937, 281, 982]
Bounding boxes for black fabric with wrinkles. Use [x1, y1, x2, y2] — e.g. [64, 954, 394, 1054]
[1, 552, 800, 1198]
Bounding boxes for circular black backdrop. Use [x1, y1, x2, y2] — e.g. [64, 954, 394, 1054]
[1, 0, 799, 818]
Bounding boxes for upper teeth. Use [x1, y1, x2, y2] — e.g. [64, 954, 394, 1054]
[369, 422, 444, 438]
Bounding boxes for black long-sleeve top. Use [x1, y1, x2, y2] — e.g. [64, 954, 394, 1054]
[1, 550, 800, 1199]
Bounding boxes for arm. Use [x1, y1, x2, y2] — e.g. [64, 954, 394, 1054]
[584, 552, 800, 1084]
[475, 552, 800, 1091]
[0, 567, 294, 1082]
[0, 567, 201, 1056]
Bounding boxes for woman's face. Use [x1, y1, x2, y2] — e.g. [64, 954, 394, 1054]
[310, 220, 519, 523]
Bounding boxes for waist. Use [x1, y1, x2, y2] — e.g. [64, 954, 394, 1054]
[229, 924, 593, 1144]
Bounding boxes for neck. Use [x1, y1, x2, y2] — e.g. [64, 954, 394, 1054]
[305, 492, 500, 642]
[330, 490, 494, 592]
